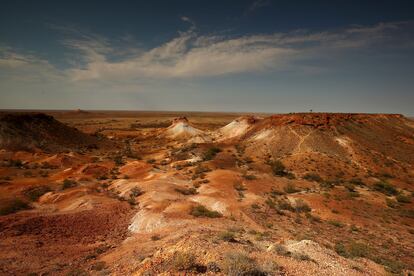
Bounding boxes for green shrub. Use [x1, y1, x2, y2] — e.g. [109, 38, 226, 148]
[373, 181, 397, 196]
[234, 183, 246, 199]
[233, 183, 246, 192]
[130, 186, 144, 197]
[222, 251, 264, 276]
[171, 251, 197, 271]
[270, 160, 287, 176]
[175, 187, 198, 195]
[350, 178, 365, 186]
[254, 231, 271, 241]
[347, 241, 370, 258]
[347, 191, 360, 198]
[62, 179, 77, 190]
[292, 252, 312, 261]
[203, 147, 221, 161]
[91, 261, 106, 271]
[9, 159, 23, 167]
[375, 258, 404, 274]
[335, 242, 348, 257]
[0, 198, 31, 215]
[113, 156, 124, 166]
[284, 183, 299, 194]
[127, 197, 137, 206]
[306, 213, 322, 223]
[396, 194, 411, 203]
[23, 185, 51, 201]
[277, 199, 294, 212]
[294, 199, 311, 213]
[335, 241, 370, 259]
[274, 244, 291, 256]
[343, 183, 356, 192]
[243, 174, 257, 180]
[219, 231, 236, 242]
[190, 205, 222, 218]
[303, 173, 323, 182]
[328, 220, 344, 228]
[194, 165, 211, 174]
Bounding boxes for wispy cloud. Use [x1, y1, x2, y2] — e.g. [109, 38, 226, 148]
[248, 0, 271, 12]
[62, 21, 414, 81]
[1, 20, 413, 85]
[0, 47, 64, 82]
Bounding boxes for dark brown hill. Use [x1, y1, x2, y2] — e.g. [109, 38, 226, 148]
[0, 113, 110, 152]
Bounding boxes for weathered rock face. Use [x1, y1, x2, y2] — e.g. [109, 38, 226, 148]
[236, 113, 414, 179]
[0, 112, 110, 152]
[165, 117, 211, 143]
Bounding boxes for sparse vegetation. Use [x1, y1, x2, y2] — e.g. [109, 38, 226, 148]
[347, 241, 370, 258]
[23, 185, 51, 201]
[8, 159, 23, 167]
[219, 231, 236, 242]
[242, 174, 256, 180]
[303, 173, 323, 182]
[335, 241, 370, 259]
[274, 244, 291, 256]
[396, 193, 411, 203]
[234, 182, 247, 198]
[190, 205, 222, 218]
[171, 251, 197, 271]
[203, 147, 221, 161]
[222, 251, 265, 276]
[292, 252, 313, 262]
[130, 186, 144, 197]
[270, 160, 286, 176]
[328, 220, 344, 228]
[269, 160, 294, 178]
[373, 181, 398, 196]
[113, 155, 124, 166]
[62, 179, 77, 189]
[284, 183, 299, 194]
[175, 187, 198, 195]
[294, 199, 311, 213]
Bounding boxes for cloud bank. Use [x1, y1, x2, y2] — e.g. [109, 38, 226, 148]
[1, 20, 413, 86]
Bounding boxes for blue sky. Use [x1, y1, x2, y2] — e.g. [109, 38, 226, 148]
[1, 0, 414, 114]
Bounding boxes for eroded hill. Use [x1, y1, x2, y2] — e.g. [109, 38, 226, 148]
[0, 113, 113, 152]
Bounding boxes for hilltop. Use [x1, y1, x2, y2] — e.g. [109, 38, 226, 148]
[0, 113, 111, 152]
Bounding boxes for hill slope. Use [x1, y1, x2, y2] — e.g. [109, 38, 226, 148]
[0, 113, 108, 152]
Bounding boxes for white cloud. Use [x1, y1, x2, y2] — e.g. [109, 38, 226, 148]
[63, 21, 413, 82]
[1, 21, 413, 85]
[0, 47, 64, 82]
